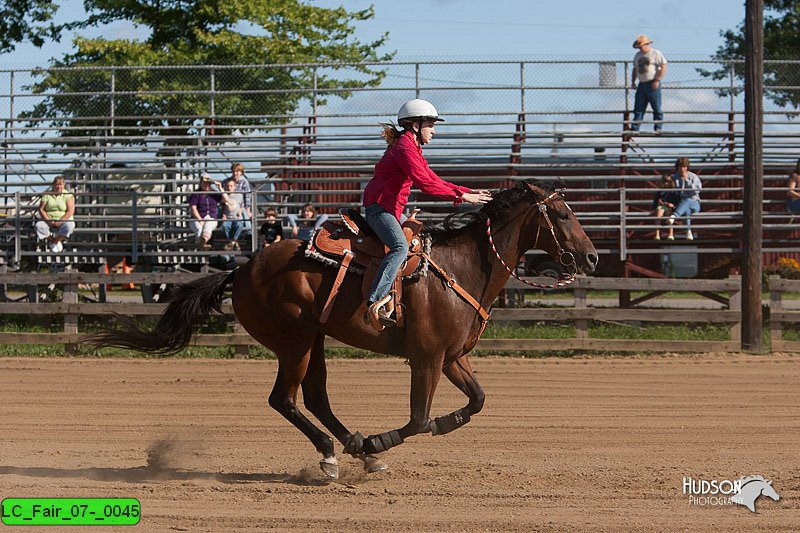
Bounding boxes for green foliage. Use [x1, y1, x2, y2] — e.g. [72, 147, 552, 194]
[24, 0, 392, 141]
[483, 322, 575, 339]
[0, 318, 742, 358]
[699, 0, 800, 108]
[590, 322, 730, 341]
[0, 0, 60, 53]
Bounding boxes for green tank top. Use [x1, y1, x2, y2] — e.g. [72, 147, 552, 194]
[41, 192, 74, 220]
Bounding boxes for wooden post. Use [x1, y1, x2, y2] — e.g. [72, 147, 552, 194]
[742, 0, 764, 352]
[233, 321, 249, 359]
[63, 282, 79, 355]
[728, 275, 742, 348]
[768, 275, 783, 351]
[574, 287, 588, 348]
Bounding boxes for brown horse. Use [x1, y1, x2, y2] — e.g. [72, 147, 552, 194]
[85, 180, 597, 478]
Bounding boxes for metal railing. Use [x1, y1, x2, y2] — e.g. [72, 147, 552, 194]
[1, 59, 800, 191]
[1, 181, 798, 270]
[0, 59, 798, 272]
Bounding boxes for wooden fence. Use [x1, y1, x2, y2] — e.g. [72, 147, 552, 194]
[0, 272, 768, 354]
[768, 275, 800, 352]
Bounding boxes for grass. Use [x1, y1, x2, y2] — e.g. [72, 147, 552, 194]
[0, 318, 747, 359]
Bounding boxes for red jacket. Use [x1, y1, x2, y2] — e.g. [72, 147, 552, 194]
[363, 130, 471, 220]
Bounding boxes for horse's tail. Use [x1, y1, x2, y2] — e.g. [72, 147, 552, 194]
[83, 270, 235, 356]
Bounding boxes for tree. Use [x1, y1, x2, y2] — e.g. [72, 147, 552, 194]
[0, 0, 60, 53]
[701, 0, 800, 108]
[24, 0, 392, 143]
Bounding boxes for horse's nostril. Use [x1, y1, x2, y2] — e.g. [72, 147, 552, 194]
[587, 253, 598, 266]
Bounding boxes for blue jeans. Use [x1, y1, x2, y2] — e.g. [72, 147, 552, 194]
[222, 219, 243, 241]
[632, 81, 663, 131]
[365, 204, 408, 303]
[673, 198, 700, 227]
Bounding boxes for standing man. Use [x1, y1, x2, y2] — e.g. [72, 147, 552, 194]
[223, 163, 253, 232]
[630, 35, 668, 133]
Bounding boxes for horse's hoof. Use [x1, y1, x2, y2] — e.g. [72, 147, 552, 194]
[319, 456, 339, 479]
[360, 454, 389, 474]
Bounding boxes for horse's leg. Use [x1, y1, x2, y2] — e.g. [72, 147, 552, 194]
[301, 333, 388, 473]
[433, 355, 486, 435]
[268, 345, 340, 479]
[345, 357, 442, 456]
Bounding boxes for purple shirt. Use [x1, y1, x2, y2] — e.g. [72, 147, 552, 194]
[189, 192, 221, 218]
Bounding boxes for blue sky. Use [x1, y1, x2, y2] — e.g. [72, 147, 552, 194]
[0, 0, 747, 67]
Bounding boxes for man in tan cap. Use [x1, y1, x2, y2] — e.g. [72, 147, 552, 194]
[630, 35, 668, 133]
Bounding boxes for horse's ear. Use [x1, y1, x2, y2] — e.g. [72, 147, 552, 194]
[521, 180, 542, 196]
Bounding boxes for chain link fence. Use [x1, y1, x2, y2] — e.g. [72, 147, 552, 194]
[2, 59, 799, 124]
[0, 58, 799, 193]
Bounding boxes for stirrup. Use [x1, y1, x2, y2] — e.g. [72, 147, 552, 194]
[366, 295, 396, 331]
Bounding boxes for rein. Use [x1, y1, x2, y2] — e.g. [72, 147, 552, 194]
[486, 191, 576, 290]
[415, 191, 575, 332]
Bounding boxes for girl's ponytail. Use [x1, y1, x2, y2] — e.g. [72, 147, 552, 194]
[380, 123, 403, 146]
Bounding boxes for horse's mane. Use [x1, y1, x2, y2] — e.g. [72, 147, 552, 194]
[427, 179, 561, 243]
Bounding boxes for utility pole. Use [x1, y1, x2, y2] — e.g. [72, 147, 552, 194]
[742, 0, 763, 351]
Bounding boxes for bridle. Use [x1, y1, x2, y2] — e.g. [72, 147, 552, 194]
[486, 190, 576, 289]
[416, 189, 576, 334]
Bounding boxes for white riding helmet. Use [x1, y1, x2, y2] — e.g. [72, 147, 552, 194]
[397, 99, 444, 123]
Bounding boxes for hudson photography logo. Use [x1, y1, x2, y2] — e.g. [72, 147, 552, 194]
[682, 475, 780, 512]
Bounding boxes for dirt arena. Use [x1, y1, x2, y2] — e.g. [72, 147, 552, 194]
[1, 353, 798, 532]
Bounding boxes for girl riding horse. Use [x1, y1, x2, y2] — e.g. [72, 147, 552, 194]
[363, 99, 492, 330]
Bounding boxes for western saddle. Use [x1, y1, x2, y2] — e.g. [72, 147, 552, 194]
[305, 208, 427, 327]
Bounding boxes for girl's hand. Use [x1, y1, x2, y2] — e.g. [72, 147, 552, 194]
[462, 190, 493, 205]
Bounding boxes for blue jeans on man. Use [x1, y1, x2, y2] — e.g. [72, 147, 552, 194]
[365, 203, 408, 304]
[632, 80, 663, 132]
[222, 219, 243, 241]
[672, 198, 700, 236]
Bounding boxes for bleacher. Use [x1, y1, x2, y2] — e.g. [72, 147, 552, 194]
[2, 59, 800, 277]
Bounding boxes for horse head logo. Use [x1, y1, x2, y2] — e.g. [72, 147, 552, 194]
[730, 476, 780, 513]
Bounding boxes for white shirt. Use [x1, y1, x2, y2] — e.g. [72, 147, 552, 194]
[633, 49, 667, 83]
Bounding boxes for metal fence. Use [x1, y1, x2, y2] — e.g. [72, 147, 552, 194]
[1, 59, 800, 272]
[2, 59, 800, 190]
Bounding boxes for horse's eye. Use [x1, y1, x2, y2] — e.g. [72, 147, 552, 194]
[558, 210, 569, 221]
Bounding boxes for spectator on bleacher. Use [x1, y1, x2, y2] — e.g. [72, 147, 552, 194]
[220, 178, 244, 251]
[35, 175, 75, 253]
[222, 163, 252, 231]
[630, 35, 668, 134]
[653, 174, 680, 240]
[287, 203, 328, 241]
[668, 157, 702, 240]
[259, 207, 283, 249]
[787, 159, 800, 214]
[189, 173, 222, 250]
[362, 98, 492, 331]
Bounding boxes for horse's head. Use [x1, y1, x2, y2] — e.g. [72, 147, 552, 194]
[761, 480, 780, 502]
[518, 180, 598, 275]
